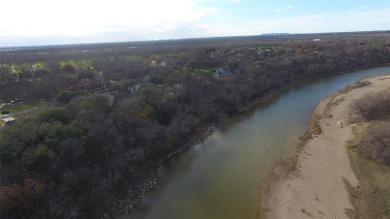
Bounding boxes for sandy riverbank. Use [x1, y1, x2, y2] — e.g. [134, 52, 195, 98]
[264, 75, 390, 219]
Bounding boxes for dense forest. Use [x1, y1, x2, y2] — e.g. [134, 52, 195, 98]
[1, 31, 390, 218]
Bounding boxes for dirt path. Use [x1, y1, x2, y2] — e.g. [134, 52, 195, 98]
[266, 75, 390, 219]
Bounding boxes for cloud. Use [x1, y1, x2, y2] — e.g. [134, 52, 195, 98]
[0, 0, 217, 38]
[169, 7, 390, 40]
[242, 8, 390, 34]
[275, 4, 292, 14]
[1, 1, 389, 47]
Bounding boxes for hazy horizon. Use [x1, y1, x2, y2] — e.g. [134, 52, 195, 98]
[1, 30, 390, 49]
[1, 0, 389, 47]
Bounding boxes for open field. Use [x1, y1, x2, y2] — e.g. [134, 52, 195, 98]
[1, 101, 47, 114]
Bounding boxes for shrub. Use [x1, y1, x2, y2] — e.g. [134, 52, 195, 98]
[0, 178, 44, 211]
[22, 178, 44, 201]
[62, 64, 75, 74]
[34, 144, 50, 165]
[138, 103, 154, 118]
[351, 90, 390, 120]
[36, 108, 70, 124]
[359, 121, 390, 165]
[0, 184, 23, 211]
[77, 70, 95, 80]
[57, 90, 79, 104]
[1, 110, 9, 114]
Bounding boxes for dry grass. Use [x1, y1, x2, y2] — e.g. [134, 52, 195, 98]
[341, 80, 372, 94]
[344, 78, 390, 218]
[350, 90, 390, 121]
[345, 124, 390, 219]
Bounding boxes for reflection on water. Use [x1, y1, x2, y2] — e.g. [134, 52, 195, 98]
[130, 67, 390, 219]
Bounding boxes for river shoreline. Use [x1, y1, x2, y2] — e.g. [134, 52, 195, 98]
[262, 74, 390, 218]
[113, 65, 390, 218]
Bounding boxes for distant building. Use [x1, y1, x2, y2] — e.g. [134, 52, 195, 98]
[31, 65, 39, 72]
[313, 39, 321, 42]
[213, 66, 231, 78]
[150, 60, 158, 67]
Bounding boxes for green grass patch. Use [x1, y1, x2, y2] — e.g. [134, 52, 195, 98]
[2, 101, 47, 114]
[192, 68, 213, 76]
[255, 45, 285, 51]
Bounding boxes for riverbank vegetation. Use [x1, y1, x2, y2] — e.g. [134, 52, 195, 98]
[1, 31, 390, 218]
[347, 88, 390, 218]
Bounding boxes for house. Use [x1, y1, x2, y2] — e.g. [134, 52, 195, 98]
[31, 65, 39, 72]
[109, 80, 119, 85]
[1, 117, 17, 127]
[173, 83, 185, 95]
[150, 60, 158, 67]
[313, 39, 321, 42]
[129, 84, 144, 96]
[213, 66, 231, 78]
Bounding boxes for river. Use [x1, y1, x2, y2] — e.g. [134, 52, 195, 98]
[129, 67, 390, 219]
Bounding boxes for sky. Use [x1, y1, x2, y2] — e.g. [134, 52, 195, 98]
[0, 0, 389, 47]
